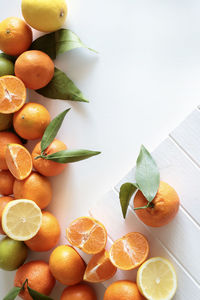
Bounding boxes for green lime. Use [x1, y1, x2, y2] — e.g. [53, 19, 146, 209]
[0, 57, 14, 76]
[0, 237, 28, 271]
[0, 113, 13, 131]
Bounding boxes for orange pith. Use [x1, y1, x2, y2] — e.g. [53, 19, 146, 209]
[109, 232, 149, 270]
[84, 250, 117, 283]
[5, 143, 32, 180]
[66, 216, 107, 254]
[0, 76, 26, 113]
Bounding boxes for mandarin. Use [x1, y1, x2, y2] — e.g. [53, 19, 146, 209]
[60, 284, 97, 300]
[104, 281, 145, 300]
[0, 196, 14, 234]
[0, 170, 14, 196]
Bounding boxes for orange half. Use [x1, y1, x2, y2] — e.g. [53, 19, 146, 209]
[0, 75, 26, 113]
[5, 144, 32, 180]
[109, 232, 149, 270]
[66, 216, 107, 254]
[84, 250, 117, 283]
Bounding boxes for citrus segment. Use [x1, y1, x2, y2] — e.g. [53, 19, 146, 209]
[109, 232, 149, 270]
[6, 143, 32, 180]
[137, 257, 177, 300]
[0, 76, 26, 113]
[66, 217, 107, 254]
[84, 250, 117, 283]
[2, 199, 42, 241]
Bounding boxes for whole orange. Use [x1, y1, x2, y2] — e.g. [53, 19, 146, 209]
[0, 131, 22, 170]
[0, 196, 14, 234]
[134, 181, 180, 227]
[25, 211, 60, 252]
[32, 139, 67, 177]
[15, 50, 54, 90]
[0, 17, 32, 56]
[13, 172, 52, 209]
[14, 260, 55, 300]
[49, 245, 86, 286]
[60, 284, 97, 300]
[13, 103, 51, 140]
[104, 281, 145, 300]
[0, 170, 14, 195]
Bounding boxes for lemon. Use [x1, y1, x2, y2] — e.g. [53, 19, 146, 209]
[2, 199, 42, 241]
[21, 0, 67, 32]
[137, 257, 177, 300]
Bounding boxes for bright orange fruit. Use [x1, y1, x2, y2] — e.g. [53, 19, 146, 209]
[0, 170, 14, 196]
[104, 281, 145, 300]
[60, 284, 97, 300]
[0, 196, 14, 235]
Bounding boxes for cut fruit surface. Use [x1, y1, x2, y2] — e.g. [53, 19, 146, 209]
[137, 257, 177, 300]
[84, 250, 117, 283]
[2, 199, 42, 241]
[0, 75, 26, 113]
[109, 232, 149, 270]
[66, 217, 107, 254]
[6, 143, 32, 180]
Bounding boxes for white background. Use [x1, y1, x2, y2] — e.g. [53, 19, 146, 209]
[1, 0, 200, 299]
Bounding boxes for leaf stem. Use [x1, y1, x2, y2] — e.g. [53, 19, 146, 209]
[21, 279, 28, 290]
[34, 155, 43, 160]
[133, 202, 154, 211]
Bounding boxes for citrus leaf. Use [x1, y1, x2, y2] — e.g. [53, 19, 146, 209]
[36, 68, 89, 103]
[0, 52, 17, 62]
[31, 29, 97, 60]
[43, 149, 101, 163]
[41, 108, 70, 153]
[120, 182, 138, 218]
[27, 287, 54, 300]
[3, 287, 21, 300]
[135, 145, 160, 203]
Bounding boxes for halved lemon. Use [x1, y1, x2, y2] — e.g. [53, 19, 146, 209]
[137, 257, 177, 300]
[2, 199, 42, 241]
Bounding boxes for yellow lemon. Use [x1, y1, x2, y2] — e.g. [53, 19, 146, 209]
[21, 0, 67, 32]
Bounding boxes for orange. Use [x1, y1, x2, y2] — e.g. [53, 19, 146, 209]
[0, 76, 26, 114]
[14, 260, 55, 300]
[5, 143, 32, 180]
[13, 103, 51, 140]
[109, 232, 149, 271]
[0, 131, 22, 170]
[25, 211, 60, 252]
[32, 138, 67, 177]
[0, 196, 14, 234]
[0, 170, 14, 196]
[134, 181, 180, 227]
[66, 216, 107, 255]
[15, 50, 54, 90]
[60, 284, 97, 300]
[104, 281, 145, 300]
[0, 17, 32, 56]
[84, 250, 117, 283]
[49, 245, 86, 286]
[13, 172, 52, 209]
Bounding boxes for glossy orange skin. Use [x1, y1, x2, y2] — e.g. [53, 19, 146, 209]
[0, 131, 22, 170]
[134, 181, 180, 227]
[104, 281, 145, 300]
[0, 170, 14, 195]
[15, 50, 54, 90]
[0, 196, 14, 234]
[60, 284, 97, 300]
[32, 139, 67, 177]
[14, 260, 55, 300]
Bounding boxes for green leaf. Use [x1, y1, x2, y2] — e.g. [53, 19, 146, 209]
[43, 149, 101, 163]
[135, 145, 160, 203]
[27, 287, 54, 300]
[41, 108, 70, 153]
[3, 287, 21, 300]
[0, 52, 17, 62]
[36, 68, 89, 103]
[120, 182, 138, 218]
[31, 29, 97, 60]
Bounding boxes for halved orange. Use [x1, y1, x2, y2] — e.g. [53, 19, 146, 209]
[84, 250, 117, 283]
[5, 144, 32, 180]
[0, 75, 26, 113]
[109, 232, 149, 271]
[66, 216, 107, 254]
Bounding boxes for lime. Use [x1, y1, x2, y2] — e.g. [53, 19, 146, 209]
[0, 113, 13, 131]
[0, 236, 28, 271]
[0, 57, 14, 76]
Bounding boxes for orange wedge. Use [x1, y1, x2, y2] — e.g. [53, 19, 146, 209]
[66, 216, 107, 254]
[0, 75, 26, 113]
[5, 144, 32, 180]
[84, 250, 117, 283]
[109, 232, 149, 270]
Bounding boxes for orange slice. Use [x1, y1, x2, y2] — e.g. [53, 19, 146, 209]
[109, 232, 149, 270]
[0, 75, 26, 113]
[5, 144, 32, 180]
[66, 216, 107, 254]
[84, 250, 117, 283]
